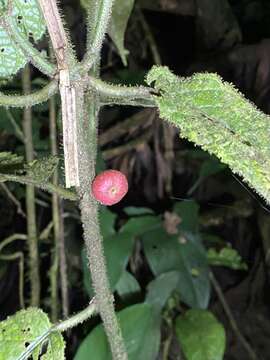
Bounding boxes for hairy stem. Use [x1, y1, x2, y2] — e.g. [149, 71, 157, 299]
[0, 80, 58, 107]
[77, 89, 127, 360]
[80, 0, 115, 73]
[88, 76, 156, 106]
[22, 65, 40, 307]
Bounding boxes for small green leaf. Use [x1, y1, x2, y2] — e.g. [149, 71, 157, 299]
[124, 207, 154, 216]
[0, 152, 24, 170]
[208, 247, 248, 270]
[99, 207, 116, 238]
[143, 230, 210, 308]
[119, 215, 161, 236]
[175, 309, 226, 360]
[0, 308, 65, 360]
[74, 304, 160, 360]
[116, 270, 140, 300]
[108, 0, 135, 66]
[25, 156, 59, 182]
[173, 200, 200, 233]
[146, 271, 180, 311]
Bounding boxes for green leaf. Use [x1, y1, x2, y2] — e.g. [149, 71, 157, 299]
[82, 231, 134, 297]
[175, 309, 226, 360]
[173, 200, 200, 233]
[208, 247, 248, 270]
[0, 308, 65, 360]
[124, 207, 154, 216]
[119, 215, 161, 236]
[146, 66, 270, 204]
[108, 0, 135, 66]
[0, 27, 27, 78]
[0, 152, 24, 171]
[145, 271, 180, 311]
[0, 0, 46, 77]
[25, 156, 59, 182]
[116, 270, 140, 300]
[74, 304, 160, 360]
[99, 207, 116, 238]
[9, 0, 46, 41]
[143, 230, 210, 308]
[0, 155, 59, 185]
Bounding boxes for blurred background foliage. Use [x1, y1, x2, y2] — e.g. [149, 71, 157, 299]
[1, 0, 270, 359]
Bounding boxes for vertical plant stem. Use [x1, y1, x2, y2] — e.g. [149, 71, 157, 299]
[77, 89, 128, 360]
[59, 201, 69, 318]
[49, 90, 60, 322]
[22, 64, 40, 307]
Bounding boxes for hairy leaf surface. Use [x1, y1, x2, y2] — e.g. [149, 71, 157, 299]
[147, 66, 270, 204]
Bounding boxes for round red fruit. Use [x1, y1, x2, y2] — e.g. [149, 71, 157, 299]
[91, 170, 128, 206]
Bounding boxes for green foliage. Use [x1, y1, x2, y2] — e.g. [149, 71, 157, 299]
[115, 271, 140, 300]
[0, 0, 46, 77]
[174, 200, 200, 233]
[146, 66, 270, 204]
[108, 0, 135, 66]
[208, 246, 248, 270]
[143, 229, 210, 309]
[0, 155, 59, 185]
[0, 308, 65, 360]
[175, 309, 226, 360]
[74, 304, 160, 360]
[25, 156, 59, 182]
[0, 151, 24, 170]
[145, 271, 181, 311]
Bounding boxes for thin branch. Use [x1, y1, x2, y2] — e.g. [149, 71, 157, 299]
[5, 109, 25, 143]
[22, 65, 40, 307]
[59, 201, 69, 318]
[0, 80, 58, 107]
[88, 76, 156, 107]
[0, 233, 27, 253]
[17, 299, 97, 360]
[0, 174, 77, 201]
[0, 183, 26, 217]
[137, 6, 162, 65]
[2, 16, 56, 77]
[210, 272, 259, 360]
[80, 0, 115, 73]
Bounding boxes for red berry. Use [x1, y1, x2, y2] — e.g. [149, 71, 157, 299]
[91, 170, 128, 206]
